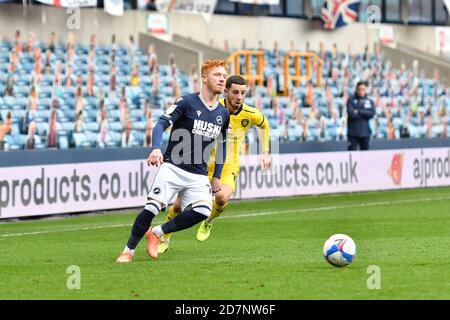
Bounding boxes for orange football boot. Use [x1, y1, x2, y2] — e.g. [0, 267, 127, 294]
[145, 229, 160, 260]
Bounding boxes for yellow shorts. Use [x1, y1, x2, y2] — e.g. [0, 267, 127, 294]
[207, 164, 240, 192]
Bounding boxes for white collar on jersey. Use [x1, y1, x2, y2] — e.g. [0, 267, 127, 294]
[198, 92, 219, 111]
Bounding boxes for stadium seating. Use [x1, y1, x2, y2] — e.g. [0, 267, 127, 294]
[1, 38, 449, 151]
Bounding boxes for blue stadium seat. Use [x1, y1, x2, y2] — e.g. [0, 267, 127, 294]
[152, 109, 163, 119]
[255, 86, 268, 98]
[13, 134, 28, 148]
[130, 109, 143, 119]
[84, 130, 98, 146]
[61, 121, 74, 131]
[107, 110, 120, 121]
[288, 128, 301, 141]
[261, 97, 272, 109]
[132, 121, 146, 131]
[109, 121, 123, 132]
[58, 133, 69, 149]
[83, 109, 97, 120]
[283, 108, 294, 118]
[85, 121, 99, 132]
[34, 120, 47, 134]
[108, 131, 121, 145]
[262, 109, 274, 118]
[72, 132, 89, 148]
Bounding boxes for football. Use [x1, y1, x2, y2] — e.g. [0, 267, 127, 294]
[323, 234, 356, 267]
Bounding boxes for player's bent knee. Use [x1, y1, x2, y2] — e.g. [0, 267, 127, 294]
[192, 206, 211, 217]
[215, 194, 229, 206]
[144, 200, 162, 215]
[192, 202, 212, 217]
[215, 190, 232, 206]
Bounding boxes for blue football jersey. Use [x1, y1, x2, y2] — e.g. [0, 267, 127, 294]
[159, 92, 230, 176]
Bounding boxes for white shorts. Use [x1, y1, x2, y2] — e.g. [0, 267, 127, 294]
[147, 162, 212, 212]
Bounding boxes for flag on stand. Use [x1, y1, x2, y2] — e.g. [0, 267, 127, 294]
[321, 0, 360, 30]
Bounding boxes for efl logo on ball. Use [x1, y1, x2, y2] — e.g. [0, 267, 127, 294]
[323, 234, 356, 267]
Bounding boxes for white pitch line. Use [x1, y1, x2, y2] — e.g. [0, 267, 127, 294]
[221, 196, 450, 219]
[1, 195, 450, 238]
[0, 223, 132, 238]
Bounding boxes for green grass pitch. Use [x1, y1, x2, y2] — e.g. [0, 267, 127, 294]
[1, 187, 450, 300]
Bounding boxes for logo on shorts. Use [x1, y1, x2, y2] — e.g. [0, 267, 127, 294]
[153, 187, 161, 195]
[216, 115, 223, 125]
[241, 119, 249, 127]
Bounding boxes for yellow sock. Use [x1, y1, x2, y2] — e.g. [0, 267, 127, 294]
[162, 205, 181, 240]
[165, 205, 179, 222]
[206, 201, 227, 223]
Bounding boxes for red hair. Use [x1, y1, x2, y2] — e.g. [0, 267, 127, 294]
[201, 59, 227, 76]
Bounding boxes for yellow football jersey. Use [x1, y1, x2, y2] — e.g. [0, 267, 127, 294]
[209, 98, 270, 170]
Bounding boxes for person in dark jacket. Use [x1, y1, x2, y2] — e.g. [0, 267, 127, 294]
[347, 81, 375, 151]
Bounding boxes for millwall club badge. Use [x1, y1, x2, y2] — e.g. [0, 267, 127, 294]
[216, 115, 223, 125]
[241, 119, 249, 127]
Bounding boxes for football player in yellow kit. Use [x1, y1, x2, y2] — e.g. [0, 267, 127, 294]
[158, 75, 271, 253]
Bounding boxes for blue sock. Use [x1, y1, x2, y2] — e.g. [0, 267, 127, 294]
[126, 208, 157, 250]
[161, 208, 206, 234]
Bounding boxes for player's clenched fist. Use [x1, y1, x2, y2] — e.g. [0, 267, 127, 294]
[147, 148, 164, 166]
